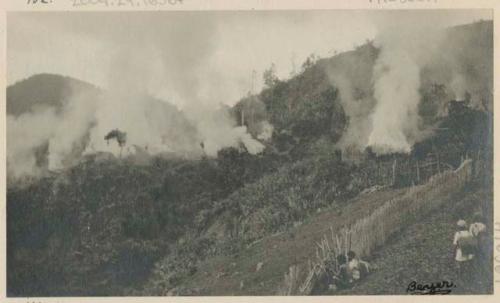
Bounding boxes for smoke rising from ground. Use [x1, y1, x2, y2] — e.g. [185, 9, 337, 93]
[7, 53, 268, 179]
[325, 50, 377, 154]
[327, 14, 492, 156]
[48, 91, 98, 170]
[7, 108, 57, 179]
[7, 13, 278, 178]
[7, 11, 492, 177]
[367, 27, 425, 154]
[7, 63, 268, 179]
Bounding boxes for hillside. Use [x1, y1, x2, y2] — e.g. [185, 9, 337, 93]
[6, 20, 493, 296]
[168, 188, 408, 295]
[7, 74, 201, 178]
[140, 158, 484, 295]
[337, 185, 493, 295]
[7, 73, 99, 116]
[237, 20, 492, 151]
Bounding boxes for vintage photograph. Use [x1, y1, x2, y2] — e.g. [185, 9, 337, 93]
[5, 9, 493, 296]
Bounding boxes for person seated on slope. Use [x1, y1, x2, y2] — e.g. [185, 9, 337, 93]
[331, 254, 351, 290]
[347, 250, 370, 282]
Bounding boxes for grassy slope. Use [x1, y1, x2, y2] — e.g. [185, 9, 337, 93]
[178, 188, 408, 295]
[337, 186, 493, 295]
[177, 182, 493, 296]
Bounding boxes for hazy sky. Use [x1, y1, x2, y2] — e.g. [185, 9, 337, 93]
[7, 10, 491, 108]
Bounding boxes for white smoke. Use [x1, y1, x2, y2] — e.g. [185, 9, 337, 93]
[7, 108, 56, 178]
[257, 121, 274, 141]
[48, 92, 97, 170]
[367, 44, 421, 154]
[187, 105, 264, 156]
[7, 50, 269, 178]
[364, 15, 448, 155]
[82, 91, 182, 158]
[449, 73, 467, 101]
[326, 72, 375, 152]
[7, 88, 99, 177]
[7, 13, 491, 178]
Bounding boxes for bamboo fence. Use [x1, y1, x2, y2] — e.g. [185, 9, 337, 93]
[281, 159, 472, 295]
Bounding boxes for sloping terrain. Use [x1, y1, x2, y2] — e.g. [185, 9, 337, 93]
[165, 162, 482, 295]
[171, 188, 407, 295]
[338, 186, 493, 295]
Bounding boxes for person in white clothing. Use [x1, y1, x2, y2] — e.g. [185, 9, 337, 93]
[453, 220, 474, 267]
[453, 220, 476, 280]
[347, 251, 370, 282]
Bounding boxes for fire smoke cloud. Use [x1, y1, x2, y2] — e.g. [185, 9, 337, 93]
[367, 38, 421, 154]
[324, 46, 377, 153]
[365, 16, 493, 154]
[364, 17, 446, 155]
[8, 74, 267, 179]
[327, 13, 492, 156]
[7, 108, 57, 179]
[7, 88, 100, 177]
[7, 13, 272, 179]
[7, 11, 492, 177]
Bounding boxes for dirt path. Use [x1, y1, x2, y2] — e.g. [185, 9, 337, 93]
[337, 187, 493, 295]
[182, 187, 408, 295]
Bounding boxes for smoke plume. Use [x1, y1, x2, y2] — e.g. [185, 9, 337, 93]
[7, 108, 57, 179]
[6, 13, 279, 179]
[7, 12, 492, 178]
[7, 52, 268, 179]
[367, 38, 422, 154]
[327, 16, 492, 156]
[325, 51, 377, 153]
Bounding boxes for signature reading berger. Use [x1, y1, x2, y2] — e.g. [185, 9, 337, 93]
[406, 280, 456, 295]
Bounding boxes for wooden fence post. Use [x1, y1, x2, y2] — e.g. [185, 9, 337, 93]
[416, 159, 420, 184]
[392, 158, 398, 186]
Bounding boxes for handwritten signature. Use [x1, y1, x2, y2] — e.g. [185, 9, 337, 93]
[406, 280, 456, 295]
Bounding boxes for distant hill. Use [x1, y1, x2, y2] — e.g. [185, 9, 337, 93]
[7, 73, 201, 174]
[7, 73, 99, 116]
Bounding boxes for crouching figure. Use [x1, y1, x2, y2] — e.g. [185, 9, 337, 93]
[347, 250, 370, 282]
[329, 251, 371, 292]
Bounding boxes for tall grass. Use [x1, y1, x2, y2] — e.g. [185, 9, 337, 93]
[281, 160, 472, 295]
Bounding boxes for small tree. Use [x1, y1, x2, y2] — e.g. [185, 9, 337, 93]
[263, 63, 279, 88]
[301, 53, 319, 72]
